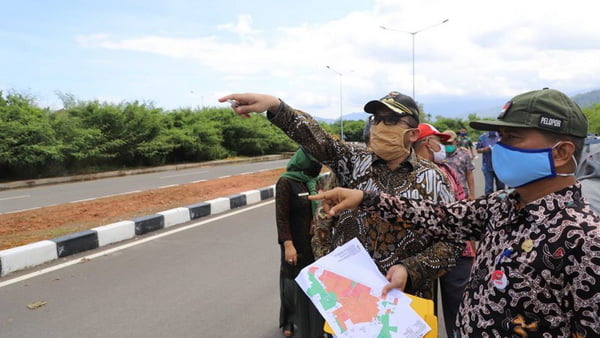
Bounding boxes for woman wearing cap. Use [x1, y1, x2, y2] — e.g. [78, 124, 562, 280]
[275, 149, 324, 337]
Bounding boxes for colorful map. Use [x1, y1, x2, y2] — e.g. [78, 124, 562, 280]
[305, 266, 400, 337]
[296, 238, 430, 338]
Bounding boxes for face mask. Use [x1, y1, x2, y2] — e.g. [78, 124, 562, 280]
[369, 123, 413, 161]
[492, 142, 575, 188]
[459, 132, 467, 137]
[428, 140, 446, 163]
[445, 145, 457, 153]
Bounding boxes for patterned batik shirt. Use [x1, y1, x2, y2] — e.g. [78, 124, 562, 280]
[268, 101, 462, 298]
[361, 184, 600, 337]
[443, 147, 475, 197]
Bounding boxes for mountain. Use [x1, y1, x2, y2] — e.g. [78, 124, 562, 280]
[572, 89, 600, 108]
[313, 88, 600, 123]
[314, 112, 370, 123]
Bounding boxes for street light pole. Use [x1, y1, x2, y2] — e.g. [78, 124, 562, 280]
[326, 65, 345, 141]
[380, 19, 449, 101]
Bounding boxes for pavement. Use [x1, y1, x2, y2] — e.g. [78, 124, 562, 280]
[0, 154, 291, 278]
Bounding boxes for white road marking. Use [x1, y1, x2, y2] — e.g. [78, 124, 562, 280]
[102, 190, 142, 198]
[160, 171, 207, 178]
[0, 195, 30, 201]
[0, 200, 274, 288]
[70, 198, 96, 203]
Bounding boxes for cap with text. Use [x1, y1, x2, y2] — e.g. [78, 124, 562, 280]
[364, 91, 420, 123]
[469, 88, 588, 138]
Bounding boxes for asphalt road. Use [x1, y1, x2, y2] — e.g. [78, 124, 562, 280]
[0, 201, 282, 337]
[0, 159, 289, 214]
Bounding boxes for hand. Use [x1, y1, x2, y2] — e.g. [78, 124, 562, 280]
[308, 188, 364, 216]
[382, 264, 409, 297]
[218, 93, 281, 118]
[284, 241, 297, 266]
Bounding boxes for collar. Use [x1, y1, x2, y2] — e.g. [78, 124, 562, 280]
[500, 184, 584, 225]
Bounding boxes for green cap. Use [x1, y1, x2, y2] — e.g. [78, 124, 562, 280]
[470, 88, 588, 138]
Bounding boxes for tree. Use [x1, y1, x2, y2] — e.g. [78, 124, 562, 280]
[0, 91, 62, 179]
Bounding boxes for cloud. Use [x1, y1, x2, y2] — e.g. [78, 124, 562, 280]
[71, 0, 600, 117]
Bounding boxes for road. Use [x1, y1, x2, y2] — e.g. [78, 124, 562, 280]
[0, 159, 289, 214]
[0, 201, 282, 337]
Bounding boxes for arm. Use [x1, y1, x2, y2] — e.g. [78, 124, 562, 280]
[219, 93, 354, 176]
[311, 207, 335, 259]
[476, 136, 491, 154]
[310, 187, 487, 241]
[275, 178, 298, 265]
[362, 191, 486, 242]
[467, 170, 476, 199]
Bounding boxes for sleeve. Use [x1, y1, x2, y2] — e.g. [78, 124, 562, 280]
[476, 135, 486, 149]
[361, 191, 488, 243]
[275, 178, 293, 244]
[311, 207, 336, 259]
[311, 173, 339, 259]
[465, 152, 475, 171]
[267, 101, 358, 181]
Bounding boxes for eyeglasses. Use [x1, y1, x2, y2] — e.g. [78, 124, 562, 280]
[370, 114, 408, 126]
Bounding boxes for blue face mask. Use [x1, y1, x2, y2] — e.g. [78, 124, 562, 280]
[492, 142, 574, 188]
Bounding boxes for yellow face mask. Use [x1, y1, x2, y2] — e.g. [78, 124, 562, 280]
[369, 123, 413, 161]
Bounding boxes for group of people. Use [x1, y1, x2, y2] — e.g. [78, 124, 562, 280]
[219, 87, 600, 337]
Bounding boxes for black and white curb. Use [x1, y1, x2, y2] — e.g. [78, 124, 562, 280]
[0, 185, 275, 277]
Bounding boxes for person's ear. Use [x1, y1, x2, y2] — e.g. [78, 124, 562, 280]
[407, 128, 420, 143]
[553, 141, 575, 169]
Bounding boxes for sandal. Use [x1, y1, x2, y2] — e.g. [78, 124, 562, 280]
[282, 323, 294, 337]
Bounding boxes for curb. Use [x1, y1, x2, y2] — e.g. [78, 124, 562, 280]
[0, 185, 276, 278]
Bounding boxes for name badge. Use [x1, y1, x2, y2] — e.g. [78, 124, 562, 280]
[491, 269, 508, 289]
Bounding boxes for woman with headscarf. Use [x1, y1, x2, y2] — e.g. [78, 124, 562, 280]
[275, 148, 324, 337]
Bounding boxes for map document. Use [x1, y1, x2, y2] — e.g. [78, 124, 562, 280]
[295, 238, 431, 337]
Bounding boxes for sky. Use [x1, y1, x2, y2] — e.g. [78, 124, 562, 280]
[2, 0, 600, 120]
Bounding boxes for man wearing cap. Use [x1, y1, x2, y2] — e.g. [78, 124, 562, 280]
[413, 124, 475, 337]
[219, 91, 462, 299]
[308, 88, 600, 336]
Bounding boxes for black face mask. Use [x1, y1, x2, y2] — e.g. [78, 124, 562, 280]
[303, 161, 322, 177]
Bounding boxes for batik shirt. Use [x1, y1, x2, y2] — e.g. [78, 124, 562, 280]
[268, 101, 461, 298]
[444, 147, 475, 197]
[361, 184, 600, 337]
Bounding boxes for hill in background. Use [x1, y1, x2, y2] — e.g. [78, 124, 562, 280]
[315, 88, 600, 122]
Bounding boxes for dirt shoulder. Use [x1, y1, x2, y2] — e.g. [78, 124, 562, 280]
[0, 168, 284, 251]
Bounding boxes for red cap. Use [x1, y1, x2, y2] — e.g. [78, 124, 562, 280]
[417, 123, 451, 142]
